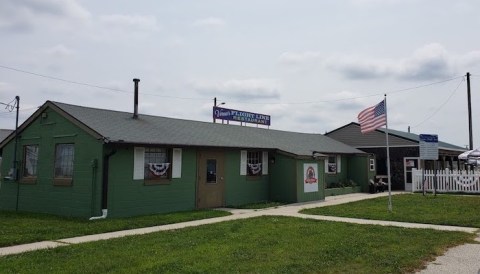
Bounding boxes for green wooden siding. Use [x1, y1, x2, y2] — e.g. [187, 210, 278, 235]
[224, 150, 269, 206]
[106, 147, 197, 218]
[0, 105, 372, 218]
[0, 108, 103, 217]
[325, 155, 348, 188]
[347, 156, 375, 192]
[295, 159, 325, 202]
[269, 153, 297, 203]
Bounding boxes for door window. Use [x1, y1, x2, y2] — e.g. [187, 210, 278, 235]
[206, 159, 217, 183]
[405, 158, 419, 184]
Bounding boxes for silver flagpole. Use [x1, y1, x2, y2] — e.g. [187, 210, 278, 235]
[384, 94, 393, 212]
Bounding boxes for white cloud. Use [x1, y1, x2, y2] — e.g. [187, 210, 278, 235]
[192, 17, 226, 29]
[281, 43, 474, 81]
[45, 44, 75, 58]
[165, 37, 185, 48]
[396, 43, 453, 80]
[0, 0, 91, 32]
[0, 82, 17, 94]
[457, 50, 480, 68]
[325, 55, 393, 79]
[192, 78, 281, 100]
[99, 14, 160, 32]
[279, 51, 322, 65]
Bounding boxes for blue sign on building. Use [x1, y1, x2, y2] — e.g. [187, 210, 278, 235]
[213, 107, 271, 126]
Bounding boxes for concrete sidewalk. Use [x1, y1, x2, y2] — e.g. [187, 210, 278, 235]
[1, 192, 479, 273]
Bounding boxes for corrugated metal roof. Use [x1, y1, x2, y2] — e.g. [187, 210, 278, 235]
[51, 101, 365, 157]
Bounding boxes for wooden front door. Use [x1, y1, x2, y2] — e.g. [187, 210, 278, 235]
[197, 151, 225, 209]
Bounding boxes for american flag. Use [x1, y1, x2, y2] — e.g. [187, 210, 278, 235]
[358, 100, 386, 133]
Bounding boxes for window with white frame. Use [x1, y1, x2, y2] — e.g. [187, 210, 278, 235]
[369, 158, 375, 171]
[133, 147, 182, 181]
[325, 155, 341, 174]
[144, 148, 171, 180]
[247, 151, 262, 176]
[240, 150, 268, 176]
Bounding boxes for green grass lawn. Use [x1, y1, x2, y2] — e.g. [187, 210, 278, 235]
[0, 216, 474, 274]
[0, 209, 230, 247]
[301, 194, 480, 227]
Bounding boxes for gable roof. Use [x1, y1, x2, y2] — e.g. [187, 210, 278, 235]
[0, 101, 365, 157]
[327, 122, 465, 151]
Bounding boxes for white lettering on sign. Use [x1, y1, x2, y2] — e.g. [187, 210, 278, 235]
[419, 134, 439, 160]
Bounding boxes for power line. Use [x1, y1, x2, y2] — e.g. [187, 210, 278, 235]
[0, 64, 466, 105]
[386, 76, 463, 94]
[229, 75, 464, 105]
[0, 65, 130, 94]
[411, 76, 465, 128]
[0, 97, 18, 112]
[0, 64, 210, 101]
[0, 106, 38, 116]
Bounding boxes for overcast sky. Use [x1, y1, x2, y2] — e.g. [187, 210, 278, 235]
[1, 0, 479, 148]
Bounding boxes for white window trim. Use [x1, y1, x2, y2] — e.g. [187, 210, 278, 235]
[240, 150, 247, 175]
[133, 147, 182, 180]
[240, 150, 268, 176]
[262, 151, 268, 175]
[369, 158, 376, 171]
[325, 155, 339, 174]
[133, 147, 145, 180]
[172, 148, 182, 178]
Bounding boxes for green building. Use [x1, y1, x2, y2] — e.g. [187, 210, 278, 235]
[0, 101, 374, 218]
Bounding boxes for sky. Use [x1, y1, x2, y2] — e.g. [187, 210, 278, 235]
[1, 0, 479, 149]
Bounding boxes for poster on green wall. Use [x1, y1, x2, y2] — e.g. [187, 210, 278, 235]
[304, 163, 318, 193]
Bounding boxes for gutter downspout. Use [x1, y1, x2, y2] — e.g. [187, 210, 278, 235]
[89, 149, 117, 221]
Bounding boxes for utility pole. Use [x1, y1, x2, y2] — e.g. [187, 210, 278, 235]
[466, 72, 473, 150]
[13, 96, 20, 211]
[213, 97, 217, 123]
[213, 97, 225, 124]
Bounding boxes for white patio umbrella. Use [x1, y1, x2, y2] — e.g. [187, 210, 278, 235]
[468, 148, 480, 158]
[459, 148, 480, 159]
[458, 150, 473, 160]
[459, 148, 480, 166]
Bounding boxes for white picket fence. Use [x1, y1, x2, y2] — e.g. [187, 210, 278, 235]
[412, 169, 480, 193]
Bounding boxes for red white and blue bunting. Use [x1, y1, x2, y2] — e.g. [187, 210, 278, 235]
[247, 163, 262, 175]
[148, 163, 171, 176]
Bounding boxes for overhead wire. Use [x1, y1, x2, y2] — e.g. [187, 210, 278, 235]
[0, 65, 130, 94]
[0, 64, 465, 105]
[0, 106, 38, 116]
[0, 64, 208, 101]
[0, 64, 473, 136]
[228, 76, 464, 105]
[411, 76, 465, 128]
[0, 97, 17, 112]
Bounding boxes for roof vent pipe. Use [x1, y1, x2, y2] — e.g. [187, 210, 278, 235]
[133, 78, 140, 119]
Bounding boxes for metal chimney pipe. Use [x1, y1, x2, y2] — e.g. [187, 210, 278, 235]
[133, 78, 140, 119]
